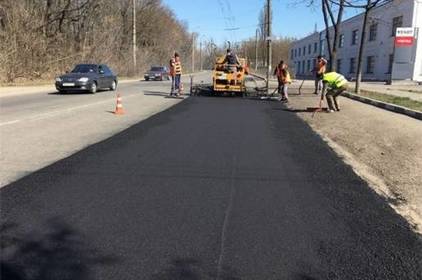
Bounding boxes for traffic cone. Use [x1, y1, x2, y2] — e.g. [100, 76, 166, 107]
[114, 93, 125, 115]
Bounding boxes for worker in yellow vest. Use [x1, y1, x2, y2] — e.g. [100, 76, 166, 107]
[174, 53, 183, 96]
[274, 60, 291, 102]
[321, 72, 348, 112]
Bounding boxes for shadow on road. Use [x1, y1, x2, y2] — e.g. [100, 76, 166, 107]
[273, 107, 328, 113]
[0, 218, 118, 280]
[151, 257, 241, 280]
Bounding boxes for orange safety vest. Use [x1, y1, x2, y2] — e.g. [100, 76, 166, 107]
[174, 61, 182, 75]
[275, 66, 291, 83]
[169, 60, 175, 76]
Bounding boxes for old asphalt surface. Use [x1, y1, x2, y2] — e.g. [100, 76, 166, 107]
[1, 94, 421, 279]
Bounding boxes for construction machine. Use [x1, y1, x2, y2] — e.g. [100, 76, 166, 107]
[212, 56, 249, 95]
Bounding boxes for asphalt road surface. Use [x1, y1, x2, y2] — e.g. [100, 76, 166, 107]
[0, 73, 208, 186]
[1, 91, 421, 279]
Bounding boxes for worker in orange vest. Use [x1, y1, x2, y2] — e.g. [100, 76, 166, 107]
[312, 55, 327, 95]
[169, 57, 176, 96]
[174, 53, 183, 96]
[274, 60, 291, 103]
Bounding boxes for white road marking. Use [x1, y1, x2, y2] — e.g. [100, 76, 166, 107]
[0, 120, 20, 127]
[0, 93, 140, 127]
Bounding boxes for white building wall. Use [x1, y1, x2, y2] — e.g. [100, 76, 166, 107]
[412, 0, 422, 81]
[289, 0, 420, 82]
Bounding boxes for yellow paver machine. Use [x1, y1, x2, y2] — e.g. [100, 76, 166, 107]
[189, 54, 266, 97]
[212, 56, 249, 95]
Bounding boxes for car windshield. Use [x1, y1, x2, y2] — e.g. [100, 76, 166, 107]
[71, 65, 97, 73]
[150, 67, 164, 72]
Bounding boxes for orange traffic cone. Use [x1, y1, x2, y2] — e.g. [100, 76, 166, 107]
[114, 93, 125, 115]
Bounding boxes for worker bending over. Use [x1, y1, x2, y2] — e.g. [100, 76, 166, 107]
[321, 72, 348, 113]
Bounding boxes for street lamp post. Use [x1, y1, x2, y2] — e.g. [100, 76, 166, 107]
[266, 0, 272, 95]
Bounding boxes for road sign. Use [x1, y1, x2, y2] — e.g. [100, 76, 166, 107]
[395, 27, 415, 47]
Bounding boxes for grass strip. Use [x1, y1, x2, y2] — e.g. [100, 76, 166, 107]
[360, 90, 422, 112]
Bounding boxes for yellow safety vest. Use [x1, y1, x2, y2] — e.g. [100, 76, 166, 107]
[323, 72, 348, 88]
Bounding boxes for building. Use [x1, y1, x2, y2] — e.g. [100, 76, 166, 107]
[289, 0, 422, 83]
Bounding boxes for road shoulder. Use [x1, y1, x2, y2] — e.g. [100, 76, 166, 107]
[285, 83, 422, 233]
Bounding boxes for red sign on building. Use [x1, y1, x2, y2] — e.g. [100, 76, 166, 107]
[395, 36, 414, 47]
[395, 27, 415, 47]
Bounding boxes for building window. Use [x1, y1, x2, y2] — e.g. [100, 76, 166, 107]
[308, 44, 311, 54]
[388, 54, 394, 74]
[312, 59, 316, 70]
[366, 56, 375, 74]
[303, 46, 306, 56]
[291, 49, 294, 60]
[339, 34, 344, 48]
[392, 16, 403, 37]
[314, 42, 318, 53]
[299, 48, 301, 57]
[303, 61, 306, 73]
[337, 59, 342, 73]
[349, 57, 356, 74]
[352, 29, 359, 45]
[369, 23, 377, 41]
[307, 60, 311, 72]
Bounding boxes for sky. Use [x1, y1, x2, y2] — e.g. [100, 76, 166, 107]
[162, 0, 362, 46]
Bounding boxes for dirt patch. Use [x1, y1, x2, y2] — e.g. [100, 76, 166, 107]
[285, 84, 422, 233]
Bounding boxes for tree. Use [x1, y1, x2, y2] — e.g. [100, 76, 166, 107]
[0, 0, 193, 83]
[321, 0, 345, 71]
[344, 0, 388, 94]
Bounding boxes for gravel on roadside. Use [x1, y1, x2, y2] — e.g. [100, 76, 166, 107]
[284, 82, 422, 234]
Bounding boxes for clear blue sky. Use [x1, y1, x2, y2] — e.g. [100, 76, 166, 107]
[162, 0, 361, 45]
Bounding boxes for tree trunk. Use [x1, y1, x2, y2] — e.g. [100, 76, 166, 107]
[355, 0, 371, 94]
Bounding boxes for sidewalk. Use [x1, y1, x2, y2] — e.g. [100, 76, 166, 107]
[284, 82, 422, 233]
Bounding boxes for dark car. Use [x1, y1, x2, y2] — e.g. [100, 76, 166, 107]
[144, 66, 170, 81]
[55, 64, 118, 94]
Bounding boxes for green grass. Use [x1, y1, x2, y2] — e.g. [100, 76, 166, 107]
[394, 88, 422, 94]
[360, 90, 422, 112]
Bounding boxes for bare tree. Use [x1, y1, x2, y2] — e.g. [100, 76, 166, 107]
[0, 0, 193, 83]
[342, 0, 388, 94]
[321, 0, 345, 71]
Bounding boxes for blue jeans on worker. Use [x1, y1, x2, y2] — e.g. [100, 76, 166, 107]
[174, 74, 181, 94]
[170, 75, 175, 95]
[278, 81, 288, 100]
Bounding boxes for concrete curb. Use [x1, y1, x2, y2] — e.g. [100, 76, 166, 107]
[342, 91, 422, 121]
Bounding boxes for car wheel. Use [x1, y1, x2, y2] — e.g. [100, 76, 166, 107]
[145, 78, 149, 81]
[59, 90, 66, 94]
[110, 80, 117, 91]
[90, 82, 97, 94]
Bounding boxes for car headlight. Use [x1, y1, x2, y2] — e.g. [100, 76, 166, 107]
[55, 77, 62, 82]
[78, 77, 89, 82]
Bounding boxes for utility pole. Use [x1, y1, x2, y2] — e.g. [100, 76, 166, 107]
[255, 28, 259, 71]
[132, 0, 137, 76]
[191, 33, 195, 73]
[266, 0, 272, 95]
[199, 40, 203, 71]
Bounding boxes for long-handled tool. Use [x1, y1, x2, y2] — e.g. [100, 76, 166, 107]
[311, 95, 324, 118]
[298, 79, 305, 95]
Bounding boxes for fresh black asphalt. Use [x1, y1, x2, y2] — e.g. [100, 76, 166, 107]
[1, 96, 421, 280]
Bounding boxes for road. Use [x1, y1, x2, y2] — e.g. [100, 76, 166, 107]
[0, 73, 208, 186]
[1, 78, 421, 279]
